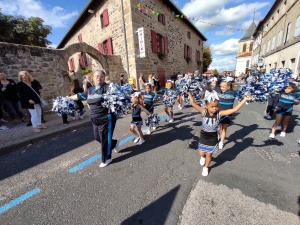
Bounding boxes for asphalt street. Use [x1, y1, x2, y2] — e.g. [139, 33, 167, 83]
[0, 98, 299, 224]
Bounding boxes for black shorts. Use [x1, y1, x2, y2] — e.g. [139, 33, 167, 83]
[219, 116, 231, 124]
[145, 103, 154, 113]
[276, 106, 293, 116]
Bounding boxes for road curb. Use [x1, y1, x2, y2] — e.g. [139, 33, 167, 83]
[0, 120, 92, 156]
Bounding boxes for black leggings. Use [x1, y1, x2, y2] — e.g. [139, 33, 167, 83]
[91, 114, 117, 163]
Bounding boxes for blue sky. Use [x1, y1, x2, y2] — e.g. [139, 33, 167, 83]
[0, 0, 273, 71]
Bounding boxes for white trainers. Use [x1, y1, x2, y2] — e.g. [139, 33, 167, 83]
[219, 142, 224, 149]
[152, 127, 156, 131]
[202, 167, 209, 176]
[269, 133, 275, 139]
[264, 111, 268, 117]
[200, 156, 205, 166]
[276, 126, 282, 131]
[169, 118, 174, 122]
[166, 116, 170, 122]
[280, 132, 286, 137]
[266, 115, 271, 120]
[178, 105, 182, 110]
[133, 137, 140, 143]
[99, 159, 112, 168]
[113, 140, 120, 153]
[146, 130, 151, 135]
[137, 138, 145, 145]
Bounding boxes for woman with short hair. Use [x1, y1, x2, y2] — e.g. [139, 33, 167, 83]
[17, 71, 47, 133]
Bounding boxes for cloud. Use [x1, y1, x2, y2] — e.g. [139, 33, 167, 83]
[215, 29, 234, 36]
[209, 57, 236, 71]
[0, 0, 78, 28]
[211, 38, 239, 56]
[47, 43, 58, 49]
[182, 0, 270, 32]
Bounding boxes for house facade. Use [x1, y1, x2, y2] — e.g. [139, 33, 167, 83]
[251, 0, 300, 75]
[235, 22, 255, 76]
[57, 0, 207, 88]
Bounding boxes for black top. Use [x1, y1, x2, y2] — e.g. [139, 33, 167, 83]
[118, 79, 125, 86]
[77, 83, 109, 118]
[72, 87, 84, 110]
[0, 79, 20, 101]
[132, 104, 142, 121]
[17, 80, 42, 109]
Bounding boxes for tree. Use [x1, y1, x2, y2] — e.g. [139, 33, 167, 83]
[213, 69, 219, 75]
[0, 12, 52, 47]
[202, 45, 212, 72]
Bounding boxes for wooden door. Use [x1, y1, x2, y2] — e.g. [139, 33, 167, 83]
[157, 68, 166, 88]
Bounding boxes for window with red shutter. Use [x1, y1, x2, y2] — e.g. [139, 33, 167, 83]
[103, 9, 109, 27]
[190, 47, 192, 59]
[162, 14, 165, 25]
[98, 43, 103, 53]
[107, 37, 113, 55]
[187, 31, 191, 39]
[184, 44, 187, 59]
[82, 53, 88, 67]
[78, 34, 82, 42]
[151, 30, 157, 53]
[164, 36, 168, 54]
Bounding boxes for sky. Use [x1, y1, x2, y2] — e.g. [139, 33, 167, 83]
[0, 0, 273, 72]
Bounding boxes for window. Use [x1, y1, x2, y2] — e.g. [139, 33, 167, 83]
[242, 43, 247, 52]
[158, 14, 166, 25]
[195, 50, 201, 61]
[98, 37, 113, 55]
[100, 9, 109, 28]
[266, 40, 270, 53]
[249, 42, 253, 51]
[262, 44, 266, 55]
[78, 53, 88, 68]
[69, 58, 75, 71]
[187, 31, 191, 39]
[151, 30, 168, 54]
[295, 15, 300, 37]
[277, 30, 283, 47]
[78, 34, 82, 42]
[284, 0, 287, 5]
[285, 22, 292, 43]
[184, 44, 192, 59]
[290, 58, 296, 72]
[271, 35, 276, 50]
[198, 40, 201, 46]
[281, 61, 285, 67]
[274, 62, 277, 69]
[277, 9, 279, 14]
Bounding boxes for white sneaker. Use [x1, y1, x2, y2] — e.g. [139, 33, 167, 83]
[280, 132, 286, 137]
[264, 111, 268, 117]
[200, 156, 205, 166]
[133, 137, 140, 143]
[137, 138, 145, 145]
[146, 130, 151, 135]
[113, 140, 120, 153]
[276, 126, 282, 131]
[152, 127, 156, 131]
[166, 116, 170, 122]
[202, 167, 209, 176]
[169, 118, 174, 122]
[269, 133, 275, 139]
[219, 142, 224, 149]
[99, 159, 112, 167]
[178, 105, 182, 110]
[266, 115, 271, 120]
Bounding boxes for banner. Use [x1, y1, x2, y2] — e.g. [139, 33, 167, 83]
[138, 27, 146, 58]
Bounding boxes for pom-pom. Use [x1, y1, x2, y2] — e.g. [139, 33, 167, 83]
[145, 113, 160, 127]
[176, 78, 203, 101]
[162, 89, 178, 107]
[52, 96, 77, 116]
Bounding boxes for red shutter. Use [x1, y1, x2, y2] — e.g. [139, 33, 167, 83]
[98, 43, 103, 53]
[107, 37, 113, 55]
[190, 47, 192, 59]
[82, 53, 88, 67]
[103, 9, 109, 27]
[184, 44, 187, 59]
[78, 34, 82, 42]
[162, 14, 165, 25]
[151, 30, 157, 53]
[164, 36, 168, 54]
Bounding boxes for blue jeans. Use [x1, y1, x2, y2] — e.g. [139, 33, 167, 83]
[4, 100, 24, 120]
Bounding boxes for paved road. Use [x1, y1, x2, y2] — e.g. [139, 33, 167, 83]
[0, 101, 299, 224]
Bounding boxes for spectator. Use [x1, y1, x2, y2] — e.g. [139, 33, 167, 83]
[0, 72, 25, 124]
[171, 72, 177, 83]
[118, 74, 126, 86]
[83, 74, 94, 92]
[153, 75, 159, 93]
[0, 88, 9, 130]
[105, 76, 111, 84]
[139, 73, 145, 90]
[148, 73, 155, 91]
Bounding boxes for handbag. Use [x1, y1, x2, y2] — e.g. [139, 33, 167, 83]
[23, 81, 48, 108]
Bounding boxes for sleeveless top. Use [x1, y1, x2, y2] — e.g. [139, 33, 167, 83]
[132, 104, 142, 121]
[199, 109, 220, 147]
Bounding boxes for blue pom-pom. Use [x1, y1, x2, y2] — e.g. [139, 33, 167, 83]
[145, 113, 160, 127]
[52, 96, 77, 116]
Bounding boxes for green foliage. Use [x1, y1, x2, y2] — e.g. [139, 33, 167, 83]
[81, 68, 92, 75]
[203, 45, 212, 72]
[0, 12, 52, 47]
[213, 69, 219, 75]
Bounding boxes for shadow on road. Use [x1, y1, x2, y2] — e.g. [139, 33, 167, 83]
[120, 185, 180, 225]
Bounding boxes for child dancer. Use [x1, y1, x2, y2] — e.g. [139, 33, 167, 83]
[130, 92, 151, 145]
[188, 89, 252, 176]
[175, 75, 183, 110]
[269, 82, 300, 138]
[209, 77, 218, 91]
[141, 83, 157, 134]
[217, 80, 235, 149]
[163, 80, 177, 122]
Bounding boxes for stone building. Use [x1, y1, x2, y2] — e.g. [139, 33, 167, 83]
[251, 0, 300, 75]
[57, 0, 207, 88]
[234, 22, 256, 76]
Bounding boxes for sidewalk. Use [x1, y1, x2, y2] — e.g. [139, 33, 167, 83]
[0, 109, 92, 155]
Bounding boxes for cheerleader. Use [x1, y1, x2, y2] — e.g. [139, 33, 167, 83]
[209, 77, 219, 91]
[130, 92, 151, 145]
[163, 80, 177, 122]
[141, 83, 157, 134]
[188, 89, 252, 176]
[217, 78, 235, 149]
[175, 75, 183, 110]
[269, 82, 300, 138]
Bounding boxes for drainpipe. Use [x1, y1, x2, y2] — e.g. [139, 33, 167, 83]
[120, 0, 130, 78]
